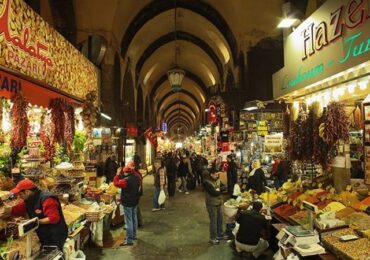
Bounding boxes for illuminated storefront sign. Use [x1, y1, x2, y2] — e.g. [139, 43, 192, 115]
[273, 0, 370, 99]
[0, 0, 97, 99]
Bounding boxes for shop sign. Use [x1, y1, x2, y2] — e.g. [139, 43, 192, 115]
[207, 101, 217, 123]
[126, 125, 138, 138]
[0, 0, 98, 99]
[273, 0, 370, 99]
[161, 122, 168, 133]
[257, 121, 268, 136]
[264, 134, 283, 154]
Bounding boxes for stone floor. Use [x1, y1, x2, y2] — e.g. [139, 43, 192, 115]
[84, 175, 274, 260]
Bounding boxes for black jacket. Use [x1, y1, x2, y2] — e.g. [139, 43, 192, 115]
[120, 173, 140, 207]
[177, 161, 188, 177]
[248, 168, 266, 195]
[25, 190, 68, 250]
[236, 210, 266, 245]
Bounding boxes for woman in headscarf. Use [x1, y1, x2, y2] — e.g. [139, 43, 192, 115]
[247, 159, 267, 195]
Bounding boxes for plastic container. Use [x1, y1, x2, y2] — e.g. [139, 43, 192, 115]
[223, 202, 238, 218]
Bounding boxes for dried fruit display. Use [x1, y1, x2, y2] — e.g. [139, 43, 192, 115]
[10, 92, 29, 151]
[304, 108, 316, 160]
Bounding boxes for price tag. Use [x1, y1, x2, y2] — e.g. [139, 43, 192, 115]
[236, 196, 242, 203]
[119, 205, 124, 216]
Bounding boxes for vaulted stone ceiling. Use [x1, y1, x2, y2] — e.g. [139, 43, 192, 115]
[41, 0, 286, 136]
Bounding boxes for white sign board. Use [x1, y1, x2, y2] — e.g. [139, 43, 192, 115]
[264, 134, 283, 154]
[273, 0, 370, 99]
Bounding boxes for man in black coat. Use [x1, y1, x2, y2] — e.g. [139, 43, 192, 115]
[227, 155, 238, 197]
[235, 201, 269, 258]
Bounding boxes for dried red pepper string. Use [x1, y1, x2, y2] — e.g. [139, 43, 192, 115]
[10, 92, 29, 151]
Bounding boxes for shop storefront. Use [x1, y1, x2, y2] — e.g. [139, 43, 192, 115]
[266, 0, 370, 258]
[0, 1, 119, 259]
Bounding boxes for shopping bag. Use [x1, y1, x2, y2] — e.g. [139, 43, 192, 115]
[233, 184, 241, 196]
[158, 189, 166, 205]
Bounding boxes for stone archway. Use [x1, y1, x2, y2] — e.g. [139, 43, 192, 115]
[122, 70, 135, 124]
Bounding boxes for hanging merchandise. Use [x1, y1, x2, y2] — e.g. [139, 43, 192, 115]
[283, 105, 291, 137]
[10, 92, 29, 152]
[64, 104, 75, 151]
[353, 106, 362, 130]
[321, 102, 350, 147]
[290, 110, 307, 161]
[81, 92, 98, 139]
[50, 98, 65, 144]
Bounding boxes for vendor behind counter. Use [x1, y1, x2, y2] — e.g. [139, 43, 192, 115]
[0, 179, 68, 250]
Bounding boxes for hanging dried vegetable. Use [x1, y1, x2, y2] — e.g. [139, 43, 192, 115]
[283, 105, 291, 137]
[290, 110, 307, 161]
[50, 98, 65, 144]
[39, 112, 54, 162]
[354, 105, 363, 130]
[81, 92, 98, 139]
[314, 112, 336, 170]
[322, 102, 350, 146]
[64, 104, 75, 151]
[10, 92, 29, 151]
[304, 108, 316, 160]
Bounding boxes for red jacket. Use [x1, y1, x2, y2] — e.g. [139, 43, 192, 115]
[11, 198, 61, 224]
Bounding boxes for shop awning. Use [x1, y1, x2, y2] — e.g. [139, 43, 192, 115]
[0, 67, 83, 107]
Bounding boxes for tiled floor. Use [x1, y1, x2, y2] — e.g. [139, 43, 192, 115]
[84, 176, 274, 260]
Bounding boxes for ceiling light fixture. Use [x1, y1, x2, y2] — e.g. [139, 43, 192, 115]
[167, 0, 185, 93]
[277, 17, 297, 28]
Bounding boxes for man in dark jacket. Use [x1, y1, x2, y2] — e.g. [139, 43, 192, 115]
[235, 201, 269, 258]
[227, 155, 238, 197]
[133, 152, 142, 171]
[104, 155, 118, 183]
[166, 153, 178, 197]
[204, 170, 224, 245]
[1, 179, 68, 250]
[114, 164, 141, 246]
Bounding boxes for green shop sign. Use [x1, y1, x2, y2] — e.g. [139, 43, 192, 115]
[282, 63, 325, 90]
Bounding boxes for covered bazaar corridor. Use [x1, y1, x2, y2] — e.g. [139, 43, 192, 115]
[85, 175, 274, 260]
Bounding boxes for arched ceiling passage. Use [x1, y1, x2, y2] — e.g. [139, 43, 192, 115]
[166, 110, 194, 126]
[120, 0, 237, 65]
[140, 41, 218, 88]
[150, 71, 207, 99]
[159, 96, 199, 118]
[154, 77, 206, 104]
[136, 31, 223, 82]
[162, 102, 196, 122]
[169, 122, 190, 134]
[167, 115, 192, 129]
[157, 88, 202, 111]
[163, 105, 195, 124]
[168, 118, 191, 130]
[158, 96, 199, 118]
[169, 120, 191, 132]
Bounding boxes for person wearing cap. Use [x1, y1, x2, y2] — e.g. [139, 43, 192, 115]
[0, 179, 68, 250]
[114, 162, 141, 246]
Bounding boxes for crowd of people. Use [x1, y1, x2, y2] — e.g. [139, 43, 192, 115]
[0, 148, 287, 258]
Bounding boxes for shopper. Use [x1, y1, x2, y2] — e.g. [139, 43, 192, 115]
[227, 155, 238, 197]
[152, 158, 167, 211]
[166, 153, 178, 197]
[194, 154, 207, 186]
[104, 154, 118, 183]
[203, 170, 224, 245]
[235, 201, 269, 258]
[126, 160, 144, 227]
[248, 159, 267, 195]
[133, 151, 142, 171]
[177, 157, 190, 194]
[113, 164, 141, 246]
[0, 179, 68, 250]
